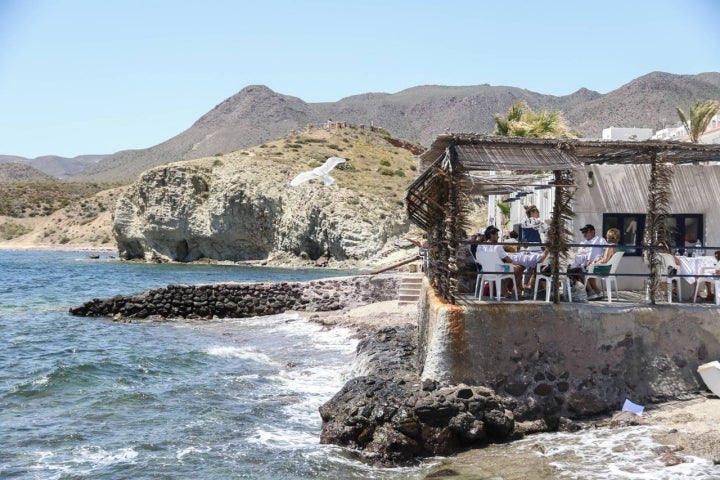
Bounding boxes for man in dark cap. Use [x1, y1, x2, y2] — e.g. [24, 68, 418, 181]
[570, 224, 608, 299]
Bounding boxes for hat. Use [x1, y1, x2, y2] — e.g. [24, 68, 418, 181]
[580, 224, 595, 233]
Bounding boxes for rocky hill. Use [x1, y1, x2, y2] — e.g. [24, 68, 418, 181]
[0, 163, 57, 183]
[66, 71, 720, 183]
[0, 154, 106, 179]
[111, 126, 430, 267]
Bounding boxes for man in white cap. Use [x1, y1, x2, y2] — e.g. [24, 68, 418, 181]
[570, 224, 607, 299]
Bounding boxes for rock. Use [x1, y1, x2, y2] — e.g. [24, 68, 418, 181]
[558, 416, 583, 432]
[319, 325, 517, 465]
[659, 451, 686, 466]
[112, 161, 410, 265]
[609, 411, 643, 428]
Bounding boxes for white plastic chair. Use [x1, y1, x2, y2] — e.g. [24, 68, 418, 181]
[475, 251, 518, 301]
[584, 252, 624, 302]
[658, 253, 682, 303]
[533, 260, 573, 302]
[692, 261, 720, 304]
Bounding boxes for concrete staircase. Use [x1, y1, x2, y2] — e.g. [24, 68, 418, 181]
[398, 274, 423, 305]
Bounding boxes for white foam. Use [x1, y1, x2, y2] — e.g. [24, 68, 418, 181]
[246, 425, 318, 450]
[69, 445, 138, 468]
[176, 445, 212, 460]
[517, 425, 718, 479]
[205, 346, 279, 366]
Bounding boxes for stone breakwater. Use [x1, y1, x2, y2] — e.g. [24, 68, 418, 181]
[69, 275, 401, 319]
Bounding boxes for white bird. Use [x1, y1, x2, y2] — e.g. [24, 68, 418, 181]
[289, 156, 347, 187]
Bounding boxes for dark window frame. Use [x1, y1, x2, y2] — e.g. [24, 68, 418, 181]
[601, 213, 704, 256]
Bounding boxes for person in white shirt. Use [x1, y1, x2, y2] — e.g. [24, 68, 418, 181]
[570, 224, 608, 299]
[521, 205, 548, 252]
[479, 226, 525, 296]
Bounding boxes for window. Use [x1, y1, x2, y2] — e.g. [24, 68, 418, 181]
[601, 213, 703, 256]
[602, 214, 645, 256]
[666, 214, 704, 255]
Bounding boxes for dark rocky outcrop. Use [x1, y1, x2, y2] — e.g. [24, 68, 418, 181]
[69, 275, 400, 319]
[319, 326, 518, 466]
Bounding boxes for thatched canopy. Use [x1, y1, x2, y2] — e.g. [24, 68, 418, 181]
[407, 134, 720, 304]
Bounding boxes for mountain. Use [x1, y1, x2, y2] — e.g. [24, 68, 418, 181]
[7, 71, 720, 183]
[0, 154, 107, 179]
[0, 162, 57, 182]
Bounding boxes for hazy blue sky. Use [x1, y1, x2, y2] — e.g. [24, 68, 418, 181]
[1, 0, 718, 158]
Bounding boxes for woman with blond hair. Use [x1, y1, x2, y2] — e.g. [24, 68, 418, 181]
[586, 227, 621, 299]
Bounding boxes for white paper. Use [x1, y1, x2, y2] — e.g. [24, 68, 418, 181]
[622, 399, 644, 414]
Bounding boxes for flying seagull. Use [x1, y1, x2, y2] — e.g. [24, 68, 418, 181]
[289, 156, 347, 187]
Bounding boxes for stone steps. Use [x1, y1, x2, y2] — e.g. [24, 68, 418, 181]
[398, 274, 423, 305]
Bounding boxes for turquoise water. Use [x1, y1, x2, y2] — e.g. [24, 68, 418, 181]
[0, 251, 432, 479]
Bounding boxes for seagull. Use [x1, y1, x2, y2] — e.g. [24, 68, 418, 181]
[289, 156, 347, 187]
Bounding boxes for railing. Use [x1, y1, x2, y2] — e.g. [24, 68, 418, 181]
[458, 240, 719, 302]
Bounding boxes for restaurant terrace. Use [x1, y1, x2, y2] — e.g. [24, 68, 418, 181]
[405, 134, 720, 305]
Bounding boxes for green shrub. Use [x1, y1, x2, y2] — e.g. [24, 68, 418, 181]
[0, 221, 31, 240]
[379, 159, 391, 167]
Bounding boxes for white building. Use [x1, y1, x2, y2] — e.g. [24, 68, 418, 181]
[652, 114, 720, 143]
[602, 127, 653, 141]
[652, 124, 687, 141]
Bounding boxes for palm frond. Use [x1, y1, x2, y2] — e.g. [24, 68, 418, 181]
[644, 153, 674, 304]
[677, 100, 720, 142]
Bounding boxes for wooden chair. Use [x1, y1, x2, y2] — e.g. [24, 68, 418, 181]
[475, 251, 518, 301]
[584, 252, 624, 302]
[533, 261, 573, 302]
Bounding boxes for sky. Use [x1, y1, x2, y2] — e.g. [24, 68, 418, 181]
[0, 0, 718, 158]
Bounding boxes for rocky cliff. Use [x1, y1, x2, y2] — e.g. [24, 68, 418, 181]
[112, 126, 419, 267]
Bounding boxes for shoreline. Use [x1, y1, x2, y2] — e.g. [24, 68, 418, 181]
[0, 243, 118, 253]
[312, 300, 720, 465]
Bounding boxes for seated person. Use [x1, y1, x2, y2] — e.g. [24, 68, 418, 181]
[532, 226, 570, 280]
[585, 227, 620, 297]
[569, 224, 607, 299]
[503, 230, 520, 252]
[479, 226, 525, 296]
[702, 250, 720, 302]
[657, 241, 680, 275]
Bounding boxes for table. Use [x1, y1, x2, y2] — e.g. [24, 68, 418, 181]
[509, 251, 542, 270]
[678, 256, 717, 284]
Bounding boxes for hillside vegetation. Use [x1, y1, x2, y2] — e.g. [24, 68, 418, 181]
[0, 126, 433, 255]
[0, 181, 121, 218]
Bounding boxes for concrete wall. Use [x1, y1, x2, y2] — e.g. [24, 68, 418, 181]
[418, 279, 720, 415]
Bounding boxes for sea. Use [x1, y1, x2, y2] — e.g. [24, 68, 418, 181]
[1, 250, 719, 480]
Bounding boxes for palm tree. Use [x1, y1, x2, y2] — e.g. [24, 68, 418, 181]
[493, 101, 579, 139]
[676, 100, 720, 143]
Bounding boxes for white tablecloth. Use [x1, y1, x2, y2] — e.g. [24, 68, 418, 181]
[678, 256, 717, 284]
[509, 252, 542, 269]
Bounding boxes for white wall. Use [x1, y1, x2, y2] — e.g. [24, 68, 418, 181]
[602, 127, 653, 141]
[573, 164, 720, 290]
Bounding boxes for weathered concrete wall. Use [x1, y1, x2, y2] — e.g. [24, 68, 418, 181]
[418, 278, 720, 418]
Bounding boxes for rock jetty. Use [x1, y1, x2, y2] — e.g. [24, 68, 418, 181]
[69, 275, 400, 319]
